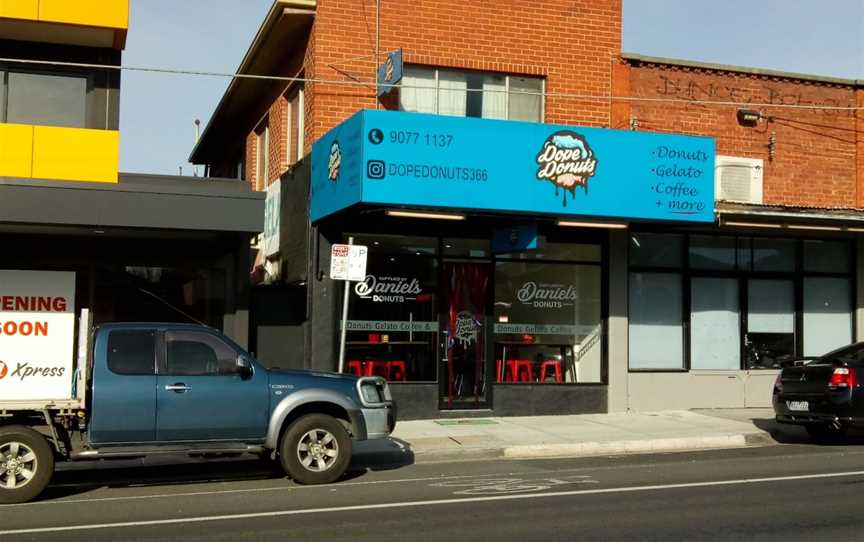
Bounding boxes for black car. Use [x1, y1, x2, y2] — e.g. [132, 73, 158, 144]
[773, 342, 864, 442]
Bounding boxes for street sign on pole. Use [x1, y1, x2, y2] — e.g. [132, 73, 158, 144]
[331, 240, 368, 373]
[330, 244, 368, 281]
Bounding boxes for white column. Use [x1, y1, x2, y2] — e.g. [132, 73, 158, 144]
[607, 229, 630, 412]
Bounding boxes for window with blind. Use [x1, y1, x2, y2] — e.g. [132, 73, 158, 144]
[399, 66, 543, 122]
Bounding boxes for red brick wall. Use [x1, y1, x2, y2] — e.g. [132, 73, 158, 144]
[858, 89, 864, 206]
[308, 0, 622, 140]
[626, 61, 860, 209]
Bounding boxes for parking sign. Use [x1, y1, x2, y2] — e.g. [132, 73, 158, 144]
[329, 244, 368, 281]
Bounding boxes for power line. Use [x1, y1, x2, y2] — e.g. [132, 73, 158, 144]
[0, 56, 861, 112]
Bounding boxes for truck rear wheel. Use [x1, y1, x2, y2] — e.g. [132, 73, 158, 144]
[280, 414, 351, 485]
[0, 425, 55, 504]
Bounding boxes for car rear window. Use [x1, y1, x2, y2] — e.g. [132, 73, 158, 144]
[107, 330, 156, 375]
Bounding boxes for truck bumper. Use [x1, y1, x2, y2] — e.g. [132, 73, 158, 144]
[361, 403, 397, 440]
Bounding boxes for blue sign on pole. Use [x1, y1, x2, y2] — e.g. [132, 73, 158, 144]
[377, 49, 403, 98]
[311, 110, 716, 223]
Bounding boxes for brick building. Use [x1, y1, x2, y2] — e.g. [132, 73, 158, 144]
[191, 0, 864, 418]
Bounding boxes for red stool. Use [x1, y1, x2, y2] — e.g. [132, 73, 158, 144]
[387, 360, 407, 382]
[346, 360, 364, 377]
[512, 359, 534, 382]
[498, 359, 520, 382]
[365, 360, 390, 379]
[539, 360, 563, 383]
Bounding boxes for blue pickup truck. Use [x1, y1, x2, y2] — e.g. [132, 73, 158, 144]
[0, 322, 396, 504]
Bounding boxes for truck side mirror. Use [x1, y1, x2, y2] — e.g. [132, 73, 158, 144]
[237, 356, 253, 380]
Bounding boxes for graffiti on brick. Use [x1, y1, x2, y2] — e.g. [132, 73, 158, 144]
[653, 75, 854, 116]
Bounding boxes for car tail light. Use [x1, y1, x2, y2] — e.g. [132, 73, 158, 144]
[773, 372, 783, 393]
[828, 367, 857, 390]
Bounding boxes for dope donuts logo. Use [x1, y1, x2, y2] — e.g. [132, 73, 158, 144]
[384, 56, 395, 82]
[535, 130, 598, 206]
[328, 141, 342, 182]
[454, 311, 479, 347]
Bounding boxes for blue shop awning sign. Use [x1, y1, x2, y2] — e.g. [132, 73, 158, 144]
[310, 110, 716, 223]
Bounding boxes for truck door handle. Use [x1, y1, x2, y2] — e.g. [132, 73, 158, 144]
[165, 383, 191, 393]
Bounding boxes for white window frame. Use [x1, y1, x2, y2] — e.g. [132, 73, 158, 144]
[400, 67, 544, 123]
[284, 97, 292, 169]
[284, 87, 306, 167]
[296, 88, 305, 161]
[255, 121, 269, 190]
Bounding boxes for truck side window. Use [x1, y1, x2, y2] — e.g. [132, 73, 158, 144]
[165, 331, 238, 376]
[107, 330, 157, 375]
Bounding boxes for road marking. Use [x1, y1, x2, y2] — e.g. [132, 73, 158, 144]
[2, 470, 863, 535]
[431, 475, 599, 495]
[0, 469, 595, 508]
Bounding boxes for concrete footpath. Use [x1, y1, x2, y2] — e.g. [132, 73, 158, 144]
[382, 408, 801, 464]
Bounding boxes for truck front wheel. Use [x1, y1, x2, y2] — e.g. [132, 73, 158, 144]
[0, 425, 55, 504]
[280, 414, 351, 485]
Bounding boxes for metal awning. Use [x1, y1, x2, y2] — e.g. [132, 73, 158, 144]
[717, 201, 864, 231]
[0, 173, 264, 234]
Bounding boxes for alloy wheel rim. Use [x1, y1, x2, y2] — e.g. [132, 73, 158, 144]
[296, 429, 339, 472]
[0, 441, 38, 490]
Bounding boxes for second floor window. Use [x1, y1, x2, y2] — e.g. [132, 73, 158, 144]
[1, 70, 88, 128]
[399, 66, 544, 123]
[285, 86, 305, 166]
[255, 118, 269, 190]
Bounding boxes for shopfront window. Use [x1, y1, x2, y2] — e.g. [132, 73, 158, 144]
[629, 272, 683, 370]
[691, 277, 740, 370]
[94, 266, 227, 330]
[494, 260, 602, 383]
[497, 237, 600, 262]
[343, 235, 438, 382]
[803, 277, 852, 357]
[628, 233, 854, 371]
[746, 279, 795, 369]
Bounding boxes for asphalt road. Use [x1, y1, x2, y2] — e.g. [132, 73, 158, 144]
[3, 442, 864, 541]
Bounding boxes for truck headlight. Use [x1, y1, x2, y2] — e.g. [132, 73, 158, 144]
[358, 377, 391, 406]
[360, 382, 382, 404]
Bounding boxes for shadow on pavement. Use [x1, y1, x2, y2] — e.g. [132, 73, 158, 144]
[38, 437, 415, 502]
[751, 417, 864, 446]
[350, 437, 415, 472]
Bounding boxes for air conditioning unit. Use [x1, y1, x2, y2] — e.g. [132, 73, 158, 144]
[715, 155, 764, 204]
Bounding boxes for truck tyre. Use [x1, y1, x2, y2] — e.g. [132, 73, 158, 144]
[806, 423, 847, 444]
[0, 425, 55, 504]
[280, 414, 351, 485]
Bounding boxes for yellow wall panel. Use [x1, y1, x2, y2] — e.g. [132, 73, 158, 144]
[32, 126, 119, 183]
[0, 0, 39, 20]
[0, 123, 34, 179]
[38, 0, 128, 30]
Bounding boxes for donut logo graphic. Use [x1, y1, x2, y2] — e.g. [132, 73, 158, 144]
[384, 56, 395, 82]
[327, 141, 342, 182]
[535, 130, 598, 207]
[0, 360, 7, 380]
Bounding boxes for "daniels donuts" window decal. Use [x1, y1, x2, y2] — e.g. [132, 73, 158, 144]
[535, 130, 598, 206]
